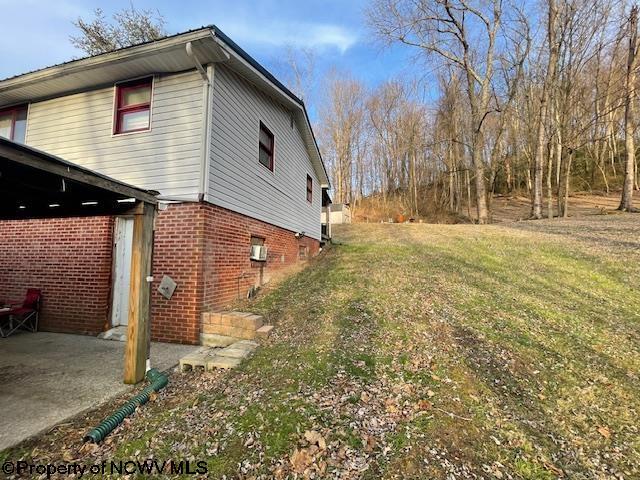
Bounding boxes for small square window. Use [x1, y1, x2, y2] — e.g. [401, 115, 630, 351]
[306, 175, 313, 203]
[114, 77, 152, 134]
[250, 235, 265, 246]
[258, 122, 274, 171]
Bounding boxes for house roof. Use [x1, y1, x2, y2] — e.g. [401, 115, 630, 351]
[0, 26, 330, 188]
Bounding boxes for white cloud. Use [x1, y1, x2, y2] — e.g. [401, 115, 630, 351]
[221, 20, 358, 53]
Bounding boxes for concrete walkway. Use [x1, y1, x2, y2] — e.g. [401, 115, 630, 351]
[0, 332, 197, 451]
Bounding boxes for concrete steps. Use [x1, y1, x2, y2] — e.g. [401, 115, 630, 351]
[179, 340, 258, 371]
[200, 311, 273, 346]
[200, 333, 238, 347]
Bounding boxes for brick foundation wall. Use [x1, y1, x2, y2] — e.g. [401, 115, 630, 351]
[0, 216, 114, 335]
[202, 203, 320, 310]
[0, 202, 319, 344]
[149, 203, 205, 344]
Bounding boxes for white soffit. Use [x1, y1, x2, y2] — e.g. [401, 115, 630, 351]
[0, 30, 224, 106]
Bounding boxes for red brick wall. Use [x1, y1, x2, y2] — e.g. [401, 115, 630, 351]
[0, 216, 113, 335]
[149, 203, 205, 345]
[202, 203, 320, 310]
[0, 202, 319, 344]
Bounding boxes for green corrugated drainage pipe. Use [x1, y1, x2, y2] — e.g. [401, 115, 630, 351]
[83, 368, 168, 443]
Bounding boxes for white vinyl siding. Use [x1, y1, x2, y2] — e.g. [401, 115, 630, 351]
[25, 70, 204, 199]
[209, 65, 322, 240]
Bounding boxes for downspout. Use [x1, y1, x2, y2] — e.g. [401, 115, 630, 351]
[186, 42, 212, 203]
[203, 64, 214, 202]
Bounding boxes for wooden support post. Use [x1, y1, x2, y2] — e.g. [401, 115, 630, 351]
[124, 201, 155, 384]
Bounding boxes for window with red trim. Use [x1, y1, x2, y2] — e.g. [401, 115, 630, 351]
[114, 77, 152, 134]
[258, 122, 274, 171]
[0, 105, 28, 143]
[306, 174, 313, 203]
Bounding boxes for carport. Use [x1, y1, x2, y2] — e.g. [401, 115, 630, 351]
[0, 137, 156, 385]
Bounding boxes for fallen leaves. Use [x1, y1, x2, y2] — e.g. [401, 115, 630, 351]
[304, 430, 327, 451]
[384, 398, 399, 414]
[3, 220, 640, 479]
[290, 447, 313, 474]
[597, 425, 612, 439]
[289, 431, 328, 476]
[362, 434, 377, 452]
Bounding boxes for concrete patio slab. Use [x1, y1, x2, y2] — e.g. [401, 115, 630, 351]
[0, 332, 197, 451]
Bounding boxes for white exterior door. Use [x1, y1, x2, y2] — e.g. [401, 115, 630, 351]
[111, 217, 134, 326]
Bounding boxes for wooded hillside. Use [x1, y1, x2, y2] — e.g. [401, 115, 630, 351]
[316, 0, 640, 222]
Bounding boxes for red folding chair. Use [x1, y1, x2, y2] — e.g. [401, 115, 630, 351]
[0, 289, 41, 338]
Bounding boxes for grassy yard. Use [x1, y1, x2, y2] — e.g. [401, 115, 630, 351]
[2, 215, 639, 479]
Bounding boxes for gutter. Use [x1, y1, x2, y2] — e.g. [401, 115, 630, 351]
[211, 26, 304, 107]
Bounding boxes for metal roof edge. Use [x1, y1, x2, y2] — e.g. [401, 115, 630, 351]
[210, 26, 329, 188]
[211, 25, 304, 107]
[0, 27, 214, 90]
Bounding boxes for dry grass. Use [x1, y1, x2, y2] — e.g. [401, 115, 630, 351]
[487, 192, 622, 223]
[2, 215, 639, 479]
[351, 191, 623, 225]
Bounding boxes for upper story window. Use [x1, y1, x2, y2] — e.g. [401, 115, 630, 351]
[114, 77, 152, 134]
[258, 122, 274, 171]
[0, 105, 28, 143]
[306, 174, 313, 203]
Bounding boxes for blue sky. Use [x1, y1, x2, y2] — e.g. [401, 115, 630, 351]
[0, 0, 418, 110]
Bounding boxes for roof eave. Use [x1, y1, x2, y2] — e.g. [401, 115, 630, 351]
[0, 25, 331, 189]
[0, 28, 214, 94]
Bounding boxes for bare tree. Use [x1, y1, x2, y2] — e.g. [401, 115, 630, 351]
[367, 0, 530, 223]
[620, 4, 639, 211]
[310, 0, 633, 224]
[318, 73, 368, 206]
[70, 5, 166, 56]
[367, 80, 426, 215]
[283, 46, 317, 102]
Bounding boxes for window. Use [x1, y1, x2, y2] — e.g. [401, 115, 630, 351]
[114, 77, 152, 134]
[250, 235, 265, 246]
[0, 105, 28, 143]
[306, 175, 313, 203]
[258, 122, 274, 171]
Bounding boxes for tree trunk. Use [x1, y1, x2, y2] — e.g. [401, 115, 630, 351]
[547, 141, 554, 219]
[472, 139, 490, 223]
[620, 5, 638, 211]
[563, 150, 574, 217]
[532, 0, 558, 219]
[465, 169, 472, 219]
[558, 149, 574, 217]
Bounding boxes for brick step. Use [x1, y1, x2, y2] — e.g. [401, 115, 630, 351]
[201, 311, 265, 340]
[256, 325, 274, 338]
[200, 333, 239, 347]
[180, 341, 258, 372]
